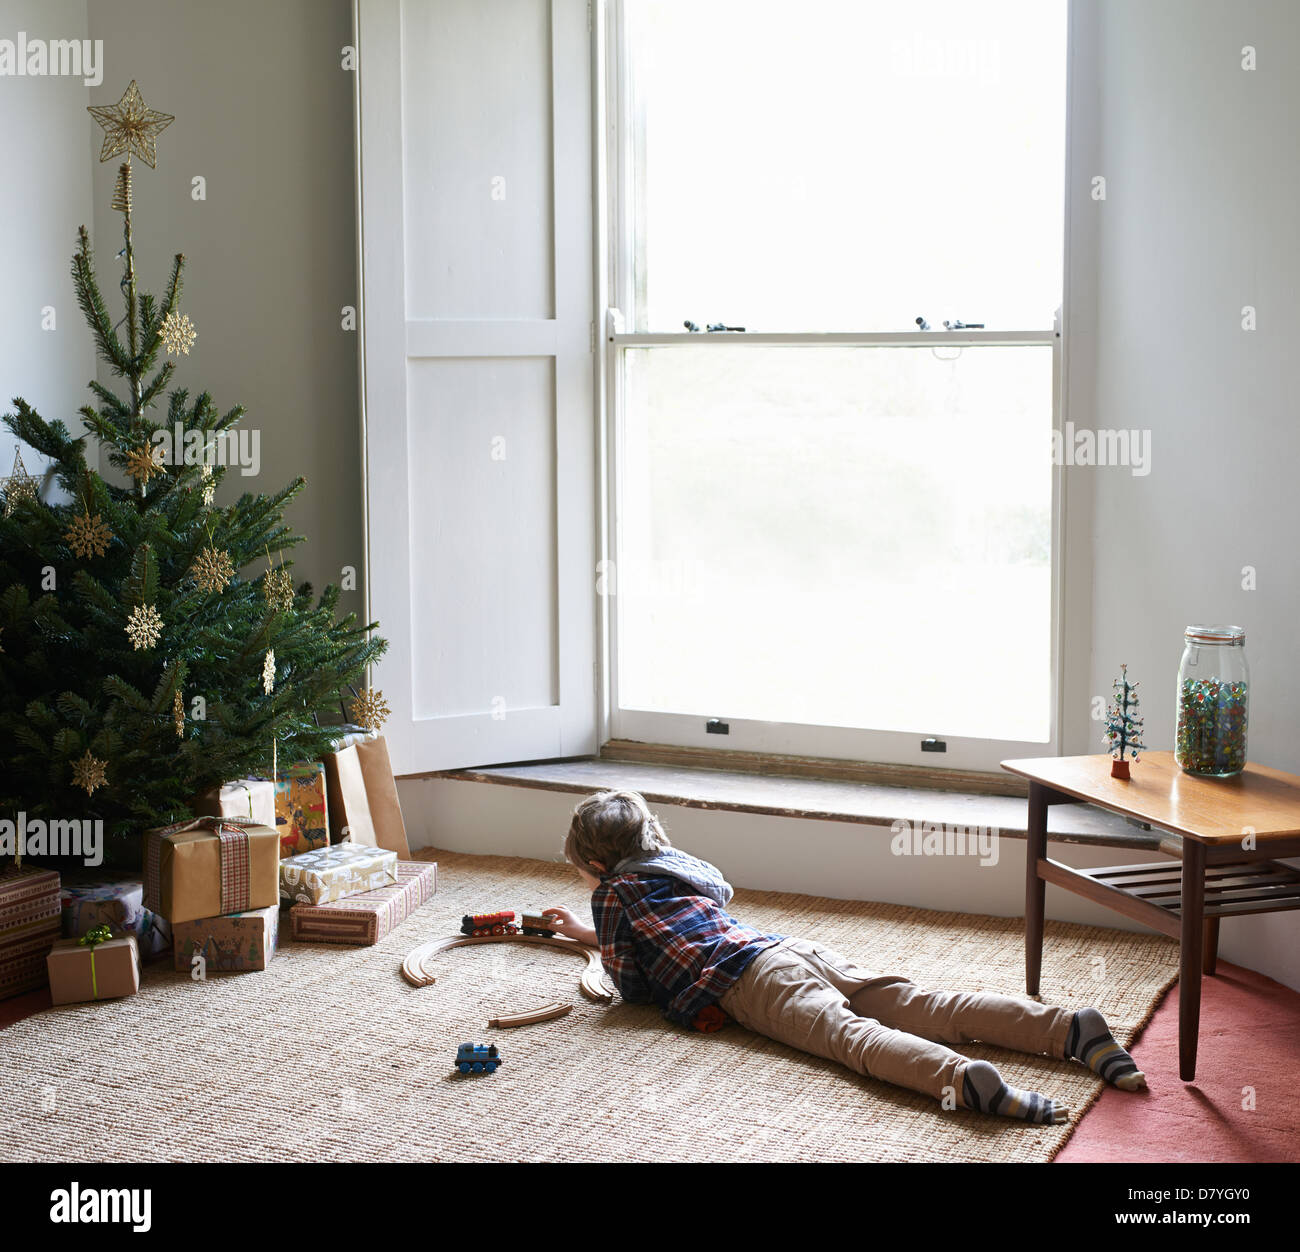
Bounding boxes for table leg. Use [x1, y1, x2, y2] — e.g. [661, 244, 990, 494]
[1203, 917, 1220, 977]
[1025, 781, 1048, 996]
[1179, 840, 1207, 1081]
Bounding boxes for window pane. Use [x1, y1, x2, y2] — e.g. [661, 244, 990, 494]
[628, 0, 1066, 332]
[617, 345, 1053, 742]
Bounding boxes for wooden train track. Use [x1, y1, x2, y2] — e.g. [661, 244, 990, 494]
[401, 932, 613, 1003]
[488, 1002, 573, 1028]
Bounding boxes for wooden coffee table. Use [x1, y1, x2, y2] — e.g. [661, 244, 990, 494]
[1002, 752, 1300, 1080]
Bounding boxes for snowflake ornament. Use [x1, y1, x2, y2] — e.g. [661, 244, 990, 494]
[160, 310, 197, 356]
[262, 649, 276, 695]
[71, 750, 108, 796]
[65, 511, 113, 559]
[191, 545, 234, 594]
[263, 565, 294, 614]
[125, 443, 165, 486]
[125, 603, 163, 651]
[348, 687, 390, 732]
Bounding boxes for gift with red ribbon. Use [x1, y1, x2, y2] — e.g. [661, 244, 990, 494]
[142, 817, 280, 924]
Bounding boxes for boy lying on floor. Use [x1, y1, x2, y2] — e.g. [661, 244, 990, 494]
[544, 789, 1145, 1125]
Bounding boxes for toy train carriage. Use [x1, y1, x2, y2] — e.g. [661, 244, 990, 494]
[460, 909, 519, 937]
[455, 1042, 501, 1075]
[519, 911, 557, 937]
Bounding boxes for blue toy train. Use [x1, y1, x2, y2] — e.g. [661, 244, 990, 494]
[455, 1042, 502, 1075]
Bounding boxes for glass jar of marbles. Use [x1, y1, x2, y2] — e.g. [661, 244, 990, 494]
[1174, 625, 1248, 777]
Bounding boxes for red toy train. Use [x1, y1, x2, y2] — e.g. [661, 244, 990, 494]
[460, 909, 557, 938]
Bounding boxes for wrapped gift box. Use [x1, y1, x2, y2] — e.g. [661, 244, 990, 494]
[143, 818, 280, 924]
[173, 904, 280, 973]
[271, 762, 330, 857]
[192, 779, 277, 831]
[0, 864, 61, 1000]
[322, 735, 409, 854]
[47, 933, 140, 1005]
[279, 844, 398, 905]
[289, 861, 436, 945]
[61, 877, 172, 962]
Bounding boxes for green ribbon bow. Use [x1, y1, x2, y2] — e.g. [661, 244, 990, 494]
[78, 924, 113, 999]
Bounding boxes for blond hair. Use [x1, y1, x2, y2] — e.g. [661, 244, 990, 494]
[563, 789, 670, 871]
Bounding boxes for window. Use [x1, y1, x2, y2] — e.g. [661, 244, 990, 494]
[606, 0, 1068, 769]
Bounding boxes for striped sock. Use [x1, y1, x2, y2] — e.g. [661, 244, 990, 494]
[1067, 1007, 1146, 1091]
[960, 1059, 1068, 1124]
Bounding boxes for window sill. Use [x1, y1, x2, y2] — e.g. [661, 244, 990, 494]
[421, 757, 1161, 851]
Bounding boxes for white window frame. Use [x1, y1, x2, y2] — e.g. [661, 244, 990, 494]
[596, 0, 1071, 773]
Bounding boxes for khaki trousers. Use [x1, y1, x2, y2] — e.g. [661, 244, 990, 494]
[719, 937, 1074, 1105]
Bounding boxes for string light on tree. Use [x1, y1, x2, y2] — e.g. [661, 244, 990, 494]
[2, 448, 39, 517]
[124, 603, 163, 651]
[349, 687, 390, 732]
[71, 750, 109, 796]
[65, 510, 113, 559]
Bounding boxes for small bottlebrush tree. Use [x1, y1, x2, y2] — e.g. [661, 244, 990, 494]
[1104, 663, 1146, 778]
[0, 81, 385, 866]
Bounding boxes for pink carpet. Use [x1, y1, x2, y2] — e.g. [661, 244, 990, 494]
[1056, 960, 1300, 1163]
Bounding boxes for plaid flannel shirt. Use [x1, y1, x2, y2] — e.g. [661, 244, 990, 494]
[591, 865, 784, 1028]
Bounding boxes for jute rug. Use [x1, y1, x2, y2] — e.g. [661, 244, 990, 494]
[0, 848, 1179, 1163]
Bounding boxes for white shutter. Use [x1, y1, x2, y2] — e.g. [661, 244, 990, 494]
[356, 0, 597, 775]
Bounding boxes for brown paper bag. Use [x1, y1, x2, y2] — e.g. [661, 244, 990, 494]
[323, 743, 378, 847]
[356, 737, 410, 858]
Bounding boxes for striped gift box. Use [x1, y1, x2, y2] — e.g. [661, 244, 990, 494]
[288, 861, 436, 945]
[0, 864, 62, 1000]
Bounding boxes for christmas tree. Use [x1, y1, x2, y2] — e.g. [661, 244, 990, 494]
[0, 81, 385, 867]
[1103, 663, 1145, 777]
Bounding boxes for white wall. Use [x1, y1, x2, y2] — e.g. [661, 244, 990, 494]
[1068, 0, 1300, 769]
[0, 0, 96, 484]
[81, 0, 363, 612]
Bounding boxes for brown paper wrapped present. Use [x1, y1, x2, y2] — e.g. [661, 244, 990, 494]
[323, 735, 409, 856]
[0, 864, 61, 1000]
[47, 930, 140, 1005]
[192, 778, 277, 830]
[173, 904, 280, 973]
[289, 861, 436, 945]
[142, 817, 280, 924]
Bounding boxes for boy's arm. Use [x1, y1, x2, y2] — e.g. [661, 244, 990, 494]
[592, 884, 654, 1005]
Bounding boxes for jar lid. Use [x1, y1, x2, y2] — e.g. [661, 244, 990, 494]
[1184, 624, 1246, 644]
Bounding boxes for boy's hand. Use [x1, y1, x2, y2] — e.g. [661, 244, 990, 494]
[542, 907, 597, 947]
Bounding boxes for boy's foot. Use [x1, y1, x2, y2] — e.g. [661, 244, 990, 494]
[960, 1059, 1069, 1124]
[1067, 1007, 1146, 1091]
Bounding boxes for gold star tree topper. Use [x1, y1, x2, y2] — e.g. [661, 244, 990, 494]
[87, 80, 174, 168]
